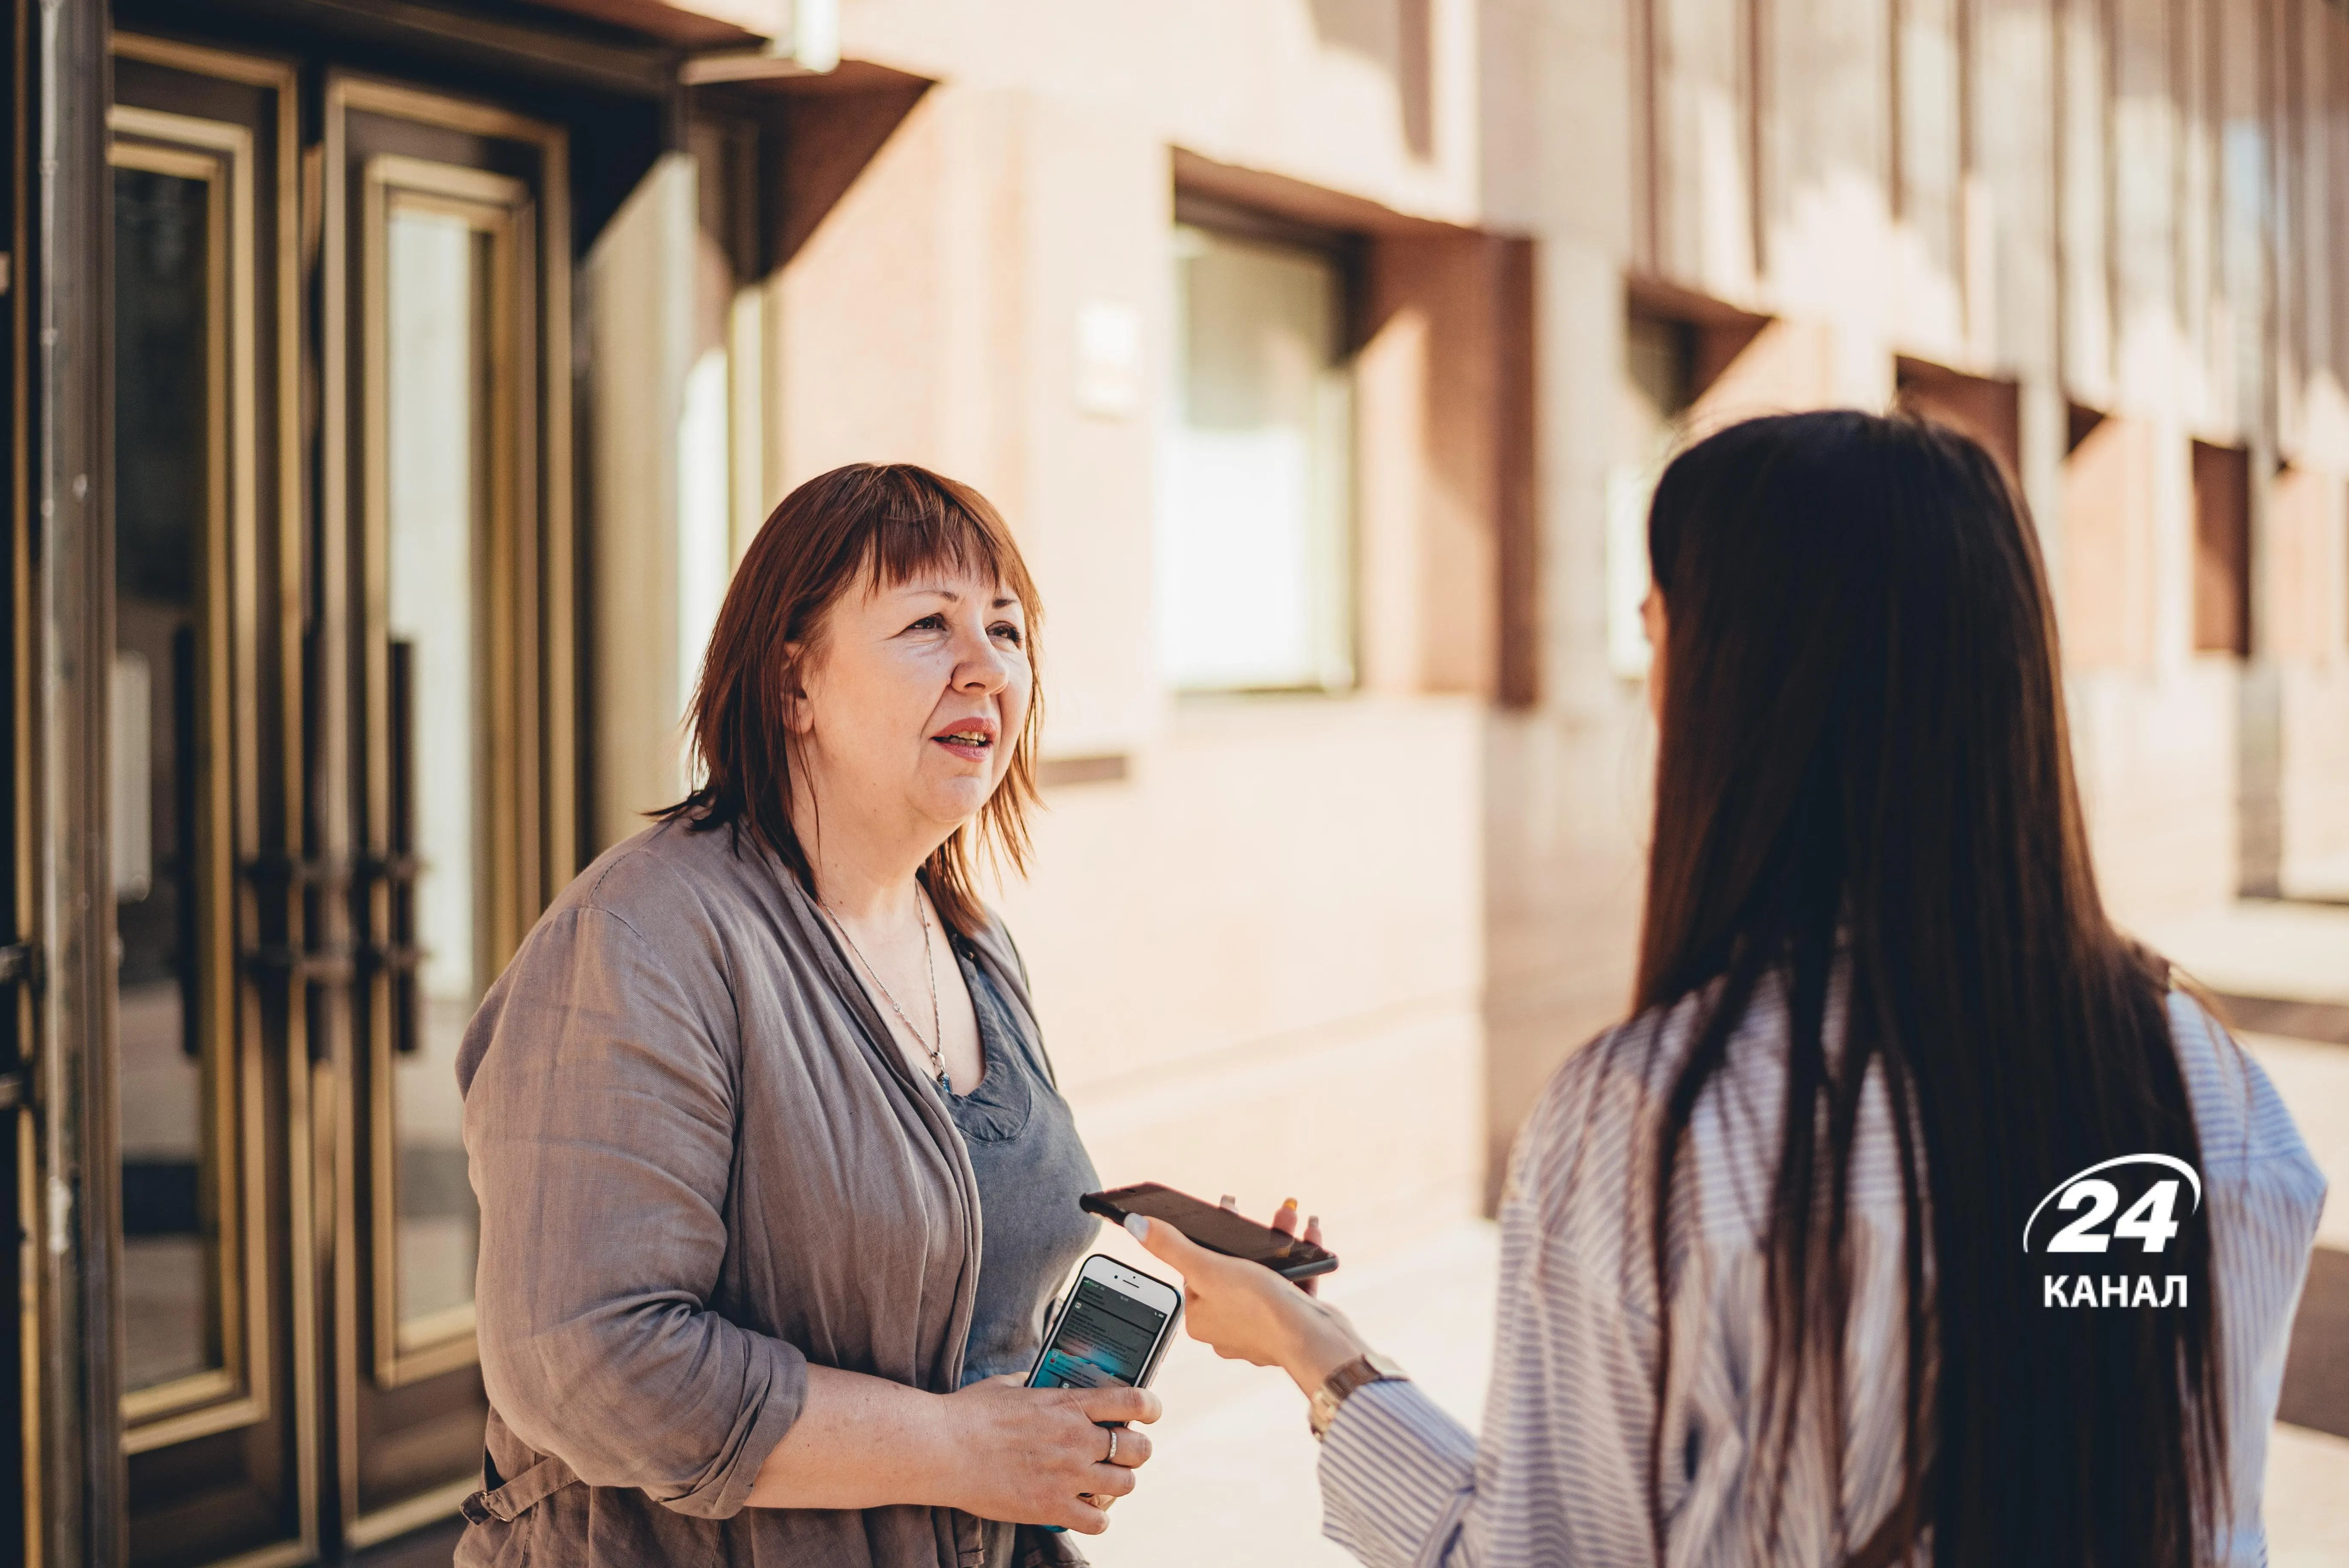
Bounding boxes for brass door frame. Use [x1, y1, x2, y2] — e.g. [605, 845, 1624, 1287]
[105, 30, 319, 1566]
[322, 71, 574, 1550]
[357, 154, 528, 1386]
[27, 8, 600, 1559]
[105, 107, 266, 1453]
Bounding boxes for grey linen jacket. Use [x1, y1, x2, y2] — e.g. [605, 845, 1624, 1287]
[454, 816, 1083, 1568]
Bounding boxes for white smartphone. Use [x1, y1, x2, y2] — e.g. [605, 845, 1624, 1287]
[1026, 1253, 1183, 1392]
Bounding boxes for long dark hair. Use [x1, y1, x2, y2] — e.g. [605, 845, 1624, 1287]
[658, 463, 1044, 935]
[1634, 412, 2223, 1564]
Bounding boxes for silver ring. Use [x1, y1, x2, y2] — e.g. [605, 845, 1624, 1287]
[1103, 1427, 1119, 1465]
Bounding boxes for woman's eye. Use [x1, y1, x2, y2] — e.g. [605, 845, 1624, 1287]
[990, 623, 1025, 646]
[906, 613, 947, 633]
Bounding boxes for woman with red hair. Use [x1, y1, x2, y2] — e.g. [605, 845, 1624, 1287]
[457, 465, 1148, 1567]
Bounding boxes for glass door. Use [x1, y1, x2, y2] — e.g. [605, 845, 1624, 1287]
[108, 32, 314, 1568]
[99, 37, 577, 1564]
[321, 73, 575, 1548]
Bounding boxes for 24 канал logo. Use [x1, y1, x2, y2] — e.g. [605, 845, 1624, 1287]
[2022, 1155, 2202, 1310]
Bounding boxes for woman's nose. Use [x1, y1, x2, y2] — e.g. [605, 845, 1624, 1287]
[952, 628, 1012, 693]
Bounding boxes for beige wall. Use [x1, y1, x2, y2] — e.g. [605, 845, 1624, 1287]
[996, 697, 1487, 1256]
[581, 0, 2349, 1215]
[746, 33, 1499, 1252]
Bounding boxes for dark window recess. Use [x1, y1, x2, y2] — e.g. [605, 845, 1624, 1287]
[1494, 238, 1539, 708]
[2067, 401, 2108, 454]
[2192, 440, 2252, 656]
[1895, 357, 2023, 489]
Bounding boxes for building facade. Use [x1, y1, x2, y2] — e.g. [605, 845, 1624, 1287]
[3, 0, 2345, 1563]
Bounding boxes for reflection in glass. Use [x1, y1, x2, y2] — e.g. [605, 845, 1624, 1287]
[1158, 223, 1354, 692]
[112, 164, 224, 1393]
[385, 208, 489, 1337]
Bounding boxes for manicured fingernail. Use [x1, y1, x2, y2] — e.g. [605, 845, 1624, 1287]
[1307, 1215, 1320, 1229]
[1124, 1215, 1148, 1241]
[1219, 1194, 1237, 1207]
[1279, 1197, 1299, 1212]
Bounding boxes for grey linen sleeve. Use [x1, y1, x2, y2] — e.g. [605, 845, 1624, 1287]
[463, 903, 808, 1518]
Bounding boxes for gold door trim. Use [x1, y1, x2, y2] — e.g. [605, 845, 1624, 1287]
[323, 80, 577, 897]
[107, 37, 319, 1559]
[358, 154, 528, 1387]
[345, 1476, 479, 1552]
[113, 31, 300, 91]
[323, 79, 575, 1478]
[104, 114, 272, 1454]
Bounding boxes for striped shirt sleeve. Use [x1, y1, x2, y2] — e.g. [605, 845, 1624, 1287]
[1318, 1380, 1481, 1567]
[1314, 1023, 1668, 1568]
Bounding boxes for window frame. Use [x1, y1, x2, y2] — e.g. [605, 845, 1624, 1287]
[1161, 191, 1365, 697]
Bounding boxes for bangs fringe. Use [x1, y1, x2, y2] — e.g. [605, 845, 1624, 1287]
[661, 462, 1046, 938]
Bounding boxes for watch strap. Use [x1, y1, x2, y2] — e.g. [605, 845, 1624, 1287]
[1308, 1351, 1408, 1440]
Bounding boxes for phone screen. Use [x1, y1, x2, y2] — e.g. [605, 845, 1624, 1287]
[1030, 1275, 1172, 1390]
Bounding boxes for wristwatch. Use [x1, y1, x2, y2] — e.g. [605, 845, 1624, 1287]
[1308, 1351, 1409, 1441]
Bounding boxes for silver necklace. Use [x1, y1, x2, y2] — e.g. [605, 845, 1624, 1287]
[823, 889, 950, 1095]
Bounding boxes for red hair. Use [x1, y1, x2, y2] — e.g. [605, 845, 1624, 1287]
[659, 463, 1043, 933]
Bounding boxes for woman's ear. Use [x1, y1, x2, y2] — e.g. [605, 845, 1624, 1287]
[779, 644, 815, 736]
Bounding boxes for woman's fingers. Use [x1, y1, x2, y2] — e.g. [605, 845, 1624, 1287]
[1075, 1382, 1161, 1430]
[1085, 1460, 1139, 1499]
[1059, 1496, 1114, 1535]
[1127, 1212, 1216, 1274]
[1271, 1200, 1323, 1294]
[1095, 1424, 1152, 1468]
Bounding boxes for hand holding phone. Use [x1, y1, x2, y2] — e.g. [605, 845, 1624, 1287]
[1024, 1254, 1182, 1532]
[1080, 1183, 1340, 1280]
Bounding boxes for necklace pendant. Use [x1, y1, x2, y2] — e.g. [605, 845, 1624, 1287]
[937, 1071, 953, 1097]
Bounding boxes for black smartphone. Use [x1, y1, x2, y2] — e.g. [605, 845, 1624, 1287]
[1080, 1182, 1340, 1280]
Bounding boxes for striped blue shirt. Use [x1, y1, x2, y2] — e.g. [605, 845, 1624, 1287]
[1318, 981, 2327, 1566]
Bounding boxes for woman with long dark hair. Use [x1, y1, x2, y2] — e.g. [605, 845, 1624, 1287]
[1137, 411, 2324, 1565]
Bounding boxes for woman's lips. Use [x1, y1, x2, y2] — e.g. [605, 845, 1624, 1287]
[931, 720, 996, 763]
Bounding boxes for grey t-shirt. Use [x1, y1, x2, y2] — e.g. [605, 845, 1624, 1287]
[943, 947, 1102, 1384]
[941, 946, 1103, 1565]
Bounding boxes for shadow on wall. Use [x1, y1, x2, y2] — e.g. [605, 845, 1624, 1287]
[1309, 0, 1434, 159]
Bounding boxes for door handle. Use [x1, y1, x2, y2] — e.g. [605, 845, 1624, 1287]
[239, 854, 354, 891]
[0, 940, 34, 1100]
[388, 638, 421, 1057]
[243, 944, 357, 986]
[171, 627, 199, 1059]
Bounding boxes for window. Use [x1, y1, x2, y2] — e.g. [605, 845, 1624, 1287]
[1159, 219, 1354, 691]
[2192, 440, 2251, 656]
